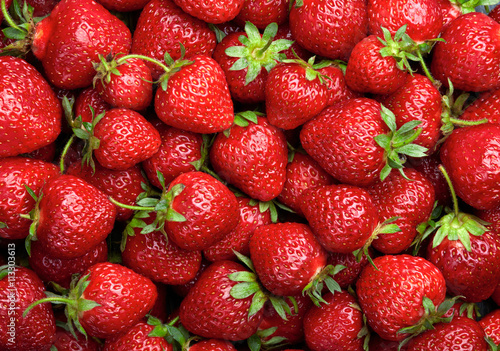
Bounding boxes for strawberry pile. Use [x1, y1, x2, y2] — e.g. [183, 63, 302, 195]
[2, 0, 500, 350]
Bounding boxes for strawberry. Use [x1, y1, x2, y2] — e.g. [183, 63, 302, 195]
[209, 114, 288, 202]
[479, 309, 500, 346]
[460, 87, 500, 124]
[141, 119, 204, 189]
[404, 316, 489, 350]
[367, 0, 443, 43]
[430, 12, 500, 92]
[0, 266, 56, 351]
[131, 0, 216, 80]
[491, 4, 500, 23]
[25, 262, 158, 339]
[103, 320, 173, 350]
[356, 254, 446, 341]
[299, 184, 379, 254]
[188, 339, 237, 350]
[233, 0, 289, 29]
[96, 0, 150, 11]
[289, 0, 368, 60]
[74, 86, 111, 124]
[0, 157, 59, 240]
[317, 62, 362, 107]
[52, 324, 101, 351]
[328, 250, 371, 289]
[27, 174, 117, 259]
[179, 260, 264, 341]
[172, 0, 245, 23]
[154, 54, 234, 134]
[440, 123, 500, 210]
[0, 56, 62, 158]
[26, 0, 61, 16]
[303, 291, 365, 351]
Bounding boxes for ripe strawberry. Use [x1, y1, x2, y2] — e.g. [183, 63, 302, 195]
[103, 320, 173, 350]
[0, 157, 59, 240]
[97, 0, 150, 11]
[440, 123, 500, 210]
[479, 309, 500, 346]
[172, 0, 245, 23]
[491, 4, 500, 23]
[317, 62, 362, 107]
[233, 0, 289, 29]
[328, 250, 371, 289]
[367, 0, 443, 42]
[460, 87, 500, 124]
[430, 12, 500, 92]
[188, 339, 237, 350]
[289, 0, 368, 60]
[179, 260, 264, 341]
[356, 254, 446, 341]
[303, 291, 365, 351]
[131, 0, 216, 80]
[28, 174, 117, 259]
[209, 114, 288, 202]
[0, 56, 62, 158]
[52, 325, 101, 351]
[299, 184, 379, 254]
[265, 58, 329, 130]
[404, 316, 488, 350]
[29, 0, 132, 89]
[0, 266, 56, 351]
[74, 86, 111, 124]
[154, 54, 234, 134]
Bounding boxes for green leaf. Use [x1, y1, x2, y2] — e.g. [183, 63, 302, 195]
[228, 271, 257, 282]
[230, 57, 250, 71]
[380, 105, 397, 132]
[73, 128, 90, 140]
[249, 290, 267, 317]
[248, 334, 262, 351]
[396, 144, 428, 158]
[324, 276, 341, 295]
[78, 299, 101, 312]
[3, 27, 26, 40]
[165, 209, 186, 222]
[246, 60, 262, 85]
[374, 134, 392, 150]
[137, 198, 159, 207]
[261, 22, 278, 43]
[230, 281, 260, 299]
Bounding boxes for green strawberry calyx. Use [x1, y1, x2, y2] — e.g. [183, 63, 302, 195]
[450, 0, 500, 14]
[302, 263, 346, 307]
[280, 54, 333, 85]
[19, 184, 43, 257]
[146, 315, 191, 349]
[374, 104, 429, 181]
[247, 327, 290, 351]
[224, 21, 293, 85]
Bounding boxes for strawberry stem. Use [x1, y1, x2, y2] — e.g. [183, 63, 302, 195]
[59, 135, 75, 174]
[108, 196, 155, 212]
[438, 165, 459, 217]
[416, 49, 435, 85]
[115, 54, 171, 74]
[1, 0, 23, 33]
[23, 296, 75, 317]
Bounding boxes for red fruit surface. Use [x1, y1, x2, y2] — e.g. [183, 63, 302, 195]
[479, 309, 500, 345]
[173, 0, 245, 23]
[75, 86, 111, 124]
[233, 0, 289, 29]
[96, 0, 150, 11]
[103, 320, 173, 350]
[460, 87, 500, 124]
[52, 325, 101, 351]
[188, 339, 237, 351]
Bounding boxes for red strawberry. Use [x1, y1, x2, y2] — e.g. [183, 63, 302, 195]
[28, 174, 117, 259]
[460, 87, 500, 124]
[437, 0, 462, 28]
[404, 316, 488, 351]
[289, 0, 368, 60]
[0, 266, 56, 351]
[356, 254, 446, 341]
[440, 123, 500, 210]
[188, 339, 237, 351]
[430, 12, 500, 92]
[328, 250, 371, 289]
[131, 0, 216, 80]
[103, 320, 173, 350]
[491, 4, 500, 23]
[303, 291, 365, 351]
[0, 157, 59, 240]
[299, 184, 379, 254]
[52, 325, 101, 351]
[30, 0, 132, 89]
[233, 0, 289, 29]
[96, 0, 150, 11]
[0, 56, 62, 158]
[154, 54, 234, 134]
[172, 0, 245, 23]
[367, 0, 443, 42]
[74, 86, 111, 124]
[479, 309, 500, 346]
[209, 114, 288, 202]
[179, 260, 264, 341]
[317, 63, 362, 107]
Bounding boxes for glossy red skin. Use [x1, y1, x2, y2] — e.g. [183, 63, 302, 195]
[0, 157, 60, 240]
[277, 152, 335, 217]
[300, 184, 379, 254]
[28, 240, 108, 289]
[166, 171, 239, 251]
[155, 55, 234, 134]
[131, 0, 216, 80]
[179, 260, 264, 341]
[32, 0, 132, 90]
[103, 320, 172, 350]
[142, 120, 203, 189]
[367, 168, 435, 254]
[265, 62, 329, 130]
[24, 142, 57, 162]
[209, 116, 288, 202]
[490, 5, 500, 23]
[274, 23, 312, 61]
[405, 316, 488, 351]
[368, 0, 443, 42]
[426, 230, 500, 302]
[96, 0, 150, 11]
[212, 31, 268, 104]
[0, 56, 62, 157]
[0, 267, 56, 351]
[249, 222, 328, 296]
[67, 161, 145, 221]
[380, 73, 442, 151]
[96, 56, 153, 111]
[300, 98, 389, 187]
[189, 339, 237, 351]
[26, 0, 61, 16]
[460, 88, 500, 124]
[289, 0, 368, 60]
[52, 326, 101, 351]
[233, 0, 289, 29]
[259, 294, 313, 345]
[36, 174, 117, 259]
[304, 291, 364, 351]
[346, 35, 408, 95]
[368, 333, 402, 351]
[440, 123, 500, 210]
[122, 214, 202, 285]
[171, 258, 210, 297]
[173, 0, 244, 23]
[317, 64, 362, 107]
[79, 262, 158, 339]
[94, 108, 161, 171]
[431, 12, 500, 92]
[356, 254, 446, 341]
[328, 250, 371, 289]
[479, 309, 500, 345]
[203, 196, 273, 262]
[75, 87, 111, 124]
[436, 0, 461, 28]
